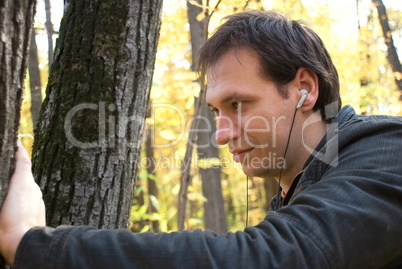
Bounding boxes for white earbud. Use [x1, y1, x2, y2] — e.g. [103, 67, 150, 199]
[296, 89, 308, 109]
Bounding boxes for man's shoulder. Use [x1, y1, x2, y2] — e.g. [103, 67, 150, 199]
[336, 105, 402, 139]
[300, 105, 402, 186]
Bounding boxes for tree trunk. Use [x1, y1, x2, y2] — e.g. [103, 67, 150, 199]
[145, 103, 159, 232]
[32, 0, 163, 229]
[198, 102, 227, 232]
[44, 0, 54, 67]
[0, 2, 36, 266]
[187, 0, 227, 233]
[372, 0, 402, 101]
[0, 0, 37, 204]
[177, 88, 205, 230]
[28, 28, 43, 128]
[187, 0, 206, 71]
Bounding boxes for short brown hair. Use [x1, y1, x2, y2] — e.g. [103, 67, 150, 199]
[197, 10, 341, 121]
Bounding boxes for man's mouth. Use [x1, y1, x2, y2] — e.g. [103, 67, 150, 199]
[231, 148, 253, 163]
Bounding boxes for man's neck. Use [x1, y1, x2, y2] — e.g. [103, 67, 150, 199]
[278, 111, 329, 194]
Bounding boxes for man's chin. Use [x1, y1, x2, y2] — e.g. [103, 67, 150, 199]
[239, 154, 285, 177]
[241, 165, 276, 179]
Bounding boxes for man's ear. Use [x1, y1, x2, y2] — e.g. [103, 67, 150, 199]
[294, 67, 319, 112]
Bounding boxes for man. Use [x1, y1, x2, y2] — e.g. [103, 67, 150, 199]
[1, 10, 402, 268]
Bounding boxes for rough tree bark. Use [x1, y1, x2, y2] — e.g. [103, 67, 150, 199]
[32, 0, 163, 229]
[372, 0, 402, 101]
[28, 28, 43, 128]
[0, 2, 36, 266]
[0, 0, 37, 204]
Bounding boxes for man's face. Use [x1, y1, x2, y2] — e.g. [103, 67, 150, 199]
[206, 47, 296, 178]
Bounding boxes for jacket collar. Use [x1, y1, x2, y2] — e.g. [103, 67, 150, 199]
[270, 105, 355, 211]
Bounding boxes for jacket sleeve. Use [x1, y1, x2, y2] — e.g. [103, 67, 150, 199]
[14, 217, 332, 269]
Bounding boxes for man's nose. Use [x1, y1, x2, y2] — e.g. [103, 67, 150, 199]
[215, 116, 237, 145]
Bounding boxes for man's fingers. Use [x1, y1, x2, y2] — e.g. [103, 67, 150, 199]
[9, 141, 34, 189]
[15, 140, 31, 166]
[0, 141, 46, 266]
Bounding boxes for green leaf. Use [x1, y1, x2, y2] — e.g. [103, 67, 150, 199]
[149, 194, 160, 211]
[148, 173, 157, 181]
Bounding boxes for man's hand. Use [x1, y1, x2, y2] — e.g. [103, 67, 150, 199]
[0, 141, 46, 266]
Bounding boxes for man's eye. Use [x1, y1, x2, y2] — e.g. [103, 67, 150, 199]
[211, 108, 220, 116]
[233, 101, 241, 110]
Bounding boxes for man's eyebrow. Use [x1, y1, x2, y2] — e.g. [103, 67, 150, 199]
[207, 93, 254, 109]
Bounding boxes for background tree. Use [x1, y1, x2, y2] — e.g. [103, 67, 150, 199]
[144, 103, 159, 232]
[44, 0, 54, 67]
[32, 0, 163, 229]
[187, 0, 228, 233]
[0, 0, 37, 204]
[353, 0, 400, 114]
[28, 28, 43, 128]
[0, 1, 36, 266]
[372, 0, 402, 101]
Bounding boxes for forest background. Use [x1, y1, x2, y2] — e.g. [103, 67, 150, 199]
[19, 0, 402, 233]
